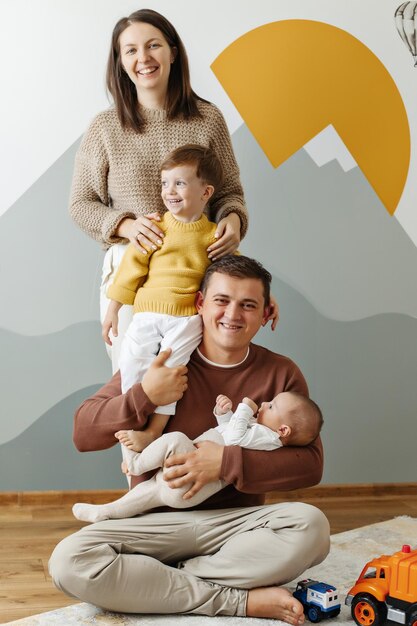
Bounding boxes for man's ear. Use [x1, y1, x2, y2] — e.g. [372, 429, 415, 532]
[195, 291, 204, 314]
[261, 305, 271, 326]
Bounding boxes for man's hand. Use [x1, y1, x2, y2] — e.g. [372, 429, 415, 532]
[142, 349, 188, 406]
[163, 441, 224, 500]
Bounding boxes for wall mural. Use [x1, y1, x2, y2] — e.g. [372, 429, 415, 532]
[1, 4, 416, 489]
[212, 20, 410, 215]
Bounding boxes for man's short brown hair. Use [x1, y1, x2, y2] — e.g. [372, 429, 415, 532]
[200, 255, 272, 308]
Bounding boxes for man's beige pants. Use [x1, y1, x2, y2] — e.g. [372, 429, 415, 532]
[49, 502, 330, 616]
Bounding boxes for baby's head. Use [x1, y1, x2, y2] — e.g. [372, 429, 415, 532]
[257, 391, 323, 446]
[160, 144, 224, 222]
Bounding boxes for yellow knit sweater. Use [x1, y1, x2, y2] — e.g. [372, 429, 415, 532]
[107, 213, 217, 316]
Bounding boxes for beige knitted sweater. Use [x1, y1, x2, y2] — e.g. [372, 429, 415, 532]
[69, 101, 248, 249]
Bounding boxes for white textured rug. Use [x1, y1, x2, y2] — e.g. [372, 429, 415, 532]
[8, 516, 417, 626]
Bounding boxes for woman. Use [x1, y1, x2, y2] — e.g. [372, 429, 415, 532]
[70, 8, 248, 371]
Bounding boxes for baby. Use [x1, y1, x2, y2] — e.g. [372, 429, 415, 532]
[73, 391, 323, 523]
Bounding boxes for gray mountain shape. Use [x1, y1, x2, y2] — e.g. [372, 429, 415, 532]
[1, 124, 417, 337]
[255, 275, 417, 484]
[0, 136, 104, 335]
[2, 272, 416, 487]
[1, 122, 416, 486]
[235, 124, 417, 321]
[0, 386, 126, 491]
[0, 321, 111, 445]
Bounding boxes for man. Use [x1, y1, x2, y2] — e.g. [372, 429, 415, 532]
[49, 256, 329, 624]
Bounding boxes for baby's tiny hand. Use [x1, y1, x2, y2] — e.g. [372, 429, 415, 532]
[215, 394, 233, 415]
[242, 397, 258, 414]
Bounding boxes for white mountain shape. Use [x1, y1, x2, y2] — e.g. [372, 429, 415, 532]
[303, 124, 357, 172]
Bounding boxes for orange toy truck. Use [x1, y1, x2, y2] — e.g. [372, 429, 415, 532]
[345, 544, 417, 626]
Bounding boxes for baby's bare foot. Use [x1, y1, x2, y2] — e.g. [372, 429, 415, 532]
[246, 586, 305, 624]
[115, 429, 158, 452]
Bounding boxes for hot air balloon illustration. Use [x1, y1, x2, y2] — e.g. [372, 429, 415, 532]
[395, 2, 417, 66]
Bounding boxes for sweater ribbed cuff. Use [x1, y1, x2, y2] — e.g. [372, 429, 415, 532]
[102, 211, 137, 246]
[107, 284, 136, 305]
[219, 444, 243, 485]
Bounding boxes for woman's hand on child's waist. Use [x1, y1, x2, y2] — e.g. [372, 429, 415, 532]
[117, 212, 164, 255]
[207, 213, 241, 259]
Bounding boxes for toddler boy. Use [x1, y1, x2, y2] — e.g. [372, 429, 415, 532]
[103, 145, 226, 466]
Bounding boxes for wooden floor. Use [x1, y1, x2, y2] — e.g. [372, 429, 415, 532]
[1, 485, 416, 624]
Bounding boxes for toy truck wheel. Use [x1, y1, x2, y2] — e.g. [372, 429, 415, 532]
[351, 594, 387, 626]
[307, 606, 322, 622]
[408, 610, 417, 626]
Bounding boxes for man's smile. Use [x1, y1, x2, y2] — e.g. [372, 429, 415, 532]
[219, 321, 244, 331]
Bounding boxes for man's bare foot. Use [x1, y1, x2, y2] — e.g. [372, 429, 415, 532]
[246, 586, 305, 624]
[115, 429, 157, 452]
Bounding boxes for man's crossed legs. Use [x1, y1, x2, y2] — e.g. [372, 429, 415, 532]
[49, 502, 329, 622]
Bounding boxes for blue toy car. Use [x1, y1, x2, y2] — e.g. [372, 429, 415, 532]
[293, 578, 341, 622]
